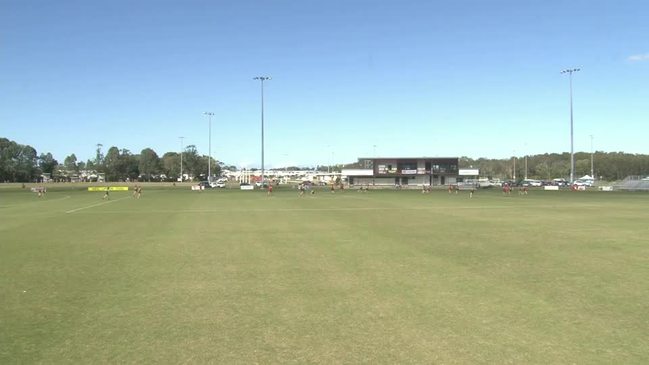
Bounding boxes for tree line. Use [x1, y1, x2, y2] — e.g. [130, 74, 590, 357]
[460, 152, 649, 181]
[0, 137, 230, 183]
[2, 136, 648, 183]
[339, 152, 649, 182]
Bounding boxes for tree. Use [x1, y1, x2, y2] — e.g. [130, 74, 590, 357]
[38, 153, 58, 175]
[64, 154, 79, 172]
[85, 159, 96, 171]
[161, 152, 180, 181]
[16, 145, 38, 182]
[0, 138, 39, 182]
[139, 148, 161, 181]
[121, 149, 139, 181]
[182, 145, 201, 180]
[103, 146, 121, 181]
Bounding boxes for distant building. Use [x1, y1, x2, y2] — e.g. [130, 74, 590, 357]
[342, 157, 459, 187]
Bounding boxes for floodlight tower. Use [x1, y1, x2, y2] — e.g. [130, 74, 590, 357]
[204, 112, 214, 180]
[253, 76, 271, 185]
[561, 68, 580, 183]
[524, 155, 528, 180]
[96, 143, 103, 165]
[590, 134, 594, 179]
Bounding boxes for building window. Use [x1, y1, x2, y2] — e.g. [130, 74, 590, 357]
[360, 159, 374, 169]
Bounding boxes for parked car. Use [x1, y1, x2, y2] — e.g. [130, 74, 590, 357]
[198, 181, 212, 189]
[521, 179, 542, 187]
[573, 179, 593, 187]
[552, 178, 568, 187]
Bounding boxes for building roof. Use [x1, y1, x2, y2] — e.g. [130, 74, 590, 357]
[358, 157, 458, 160]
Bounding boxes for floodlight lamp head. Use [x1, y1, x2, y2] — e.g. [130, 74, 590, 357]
[561, 68, 581, 74]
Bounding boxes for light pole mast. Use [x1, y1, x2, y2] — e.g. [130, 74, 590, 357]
[373, 145, 377, 186]
[524, 155, 528, 180]
[253, 76, 271, 185]
[204, 112, 214, 181]
[179, 136, 184, 182]
[513, 151, 516, 180]
[524, 142, 528, 180]
[590, 134, 594, 179]
[96, 143, 103, 165]
[561, 68, 580, 183]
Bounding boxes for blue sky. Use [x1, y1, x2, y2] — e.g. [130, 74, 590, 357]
[1, 0, 648, 168]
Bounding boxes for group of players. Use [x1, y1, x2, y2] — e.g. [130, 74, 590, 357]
[101, 185, 142, 200]
[501, 183, 529, 195]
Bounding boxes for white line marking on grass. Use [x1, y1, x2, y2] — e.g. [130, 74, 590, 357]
[65, 196, 130, 214]
[74, 205, 523, 215]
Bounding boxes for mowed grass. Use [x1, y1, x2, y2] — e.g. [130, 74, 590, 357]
[1, 184, 648, 363]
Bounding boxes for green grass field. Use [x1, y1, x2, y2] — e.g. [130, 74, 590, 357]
[1, 184, 648, 363]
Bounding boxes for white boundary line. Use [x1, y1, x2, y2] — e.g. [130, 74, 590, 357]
[65, 196, 130, 214]
[69, 205, 523, 214]
[66, 202, 606, 215]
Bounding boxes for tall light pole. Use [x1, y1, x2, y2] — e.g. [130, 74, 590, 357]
[372, 145, 377, 186]
[95, 143, 103, 166]
[561, 68, 580, 182]
[524, 142, 528, 180]
[179, 136, 184, 182]
[253, 76, 271, 185]
[524, 155, 528, 180]
[203, 112, 214, 181]
[513, 150, 516, 180]
[590, 134, 594, 179]
[326, 145, 331, 173]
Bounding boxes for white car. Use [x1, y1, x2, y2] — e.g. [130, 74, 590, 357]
[209, 178, 228, 188]
[521, 179, 542, 187]
[573, 180, 593, 187]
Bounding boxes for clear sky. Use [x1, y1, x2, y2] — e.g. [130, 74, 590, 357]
[1, 0, 648, 168]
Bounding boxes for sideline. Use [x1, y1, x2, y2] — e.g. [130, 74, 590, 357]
[71, 205, 518, 215]
[65, 196, 131, 214]
[70, 202, 605, 215]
